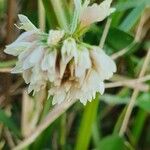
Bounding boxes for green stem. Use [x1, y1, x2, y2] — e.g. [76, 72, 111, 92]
[50, 0, 69, 31]
[113, 107, 127, 134]
[0, 60, 16, 68]
[75, 94, 100, 150]
[38, 0, 45, 31]
[42, 0, 58, 28]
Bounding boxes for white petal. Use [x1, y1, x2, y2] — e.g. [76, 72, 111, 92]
[41, 54, 49, 71]
[4, 42, 31, 56]
[47, 30, 64, 45]
[59, 55, 73, 79]
[23, 46, 44, 70]
[61, 38, 78, 61]
[23, 69, 32, 84]
[15, 31, 38, 42]
[60, 38, 78, 78]
[28, 65, 47, 93]
[68, 83, 102, 105]
[41, 50, 57, 71]
[80, 0, 115, 27]
[78, 69, 105, 104]
[18, 42, 37, 62]
[49, 86, 66, 105]
[18, 14, 38, 31]
[28, 84, 34, 93]
[75, 47, 91, 78]
[4, 31, 39, 56]
[11, 61, 23, 73]
[90, 47, 116, 80]
[52, 91, 66, 105]
[29, 46, 44, 64]
[41, 50, 58, 82]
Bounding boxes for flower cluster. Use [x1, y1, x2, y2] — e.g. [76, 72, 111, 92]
[4, 0, 116, 105]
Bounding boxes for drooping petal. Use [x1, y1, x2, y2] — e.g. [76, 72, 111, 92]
[41, 50, 56, 70]
[14, 30, 39, 43]
[61, 38, 78, 62]
[23, 69, 32, 84]
[60, 38, 78, 78]
[18, 42, 37, 62]
[67, 69, 105, 105]
[23, 46, 44, 70]
[80, 0, 115, 27]
[48, 86, 67, 105]
[4, 42, 31, 56]
[28, 65, 47, 93]
[75, 47, 91, 78]
[78, 69, 105, 105]
[4, 31, 38, 56]
[11, 61, 23, 73]
[41, 50, 58, 82]
[90, 46, 116, 80]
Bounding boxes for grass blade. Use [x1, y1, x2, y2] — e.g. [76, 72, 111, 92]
[0, 108, 20, 137]
[75, 95, 99, 150]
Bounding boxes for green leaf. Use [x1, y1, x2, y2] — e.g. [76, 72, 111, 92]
[101, 93, 150, 113]
[0, 108, 20, 137]
[107, 27, 134, 51]
[84, 26, 134, 51]
[111, 0, 126, 26]
[115, 0, 147, 12]
[31, 121, 59, 150]
[101, 94, 129, 105]
[119, 4, 145, 32]
[97, 135, 126, 150]
[137, 93, 150, 112]
[75, 94, 99, 150]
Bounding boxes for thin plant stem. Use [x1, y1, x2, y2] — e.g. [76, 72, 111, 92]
[111, 41, 136, 60]
[50, 0, 68, 31]
[4, 128, 15, 148]
[105, 74, 150, 91]
[60, 113, 67, 150]
[0, 60, 16, 68]
[119, 49, 150, 136]
[38, 0, 45, 31]
[13, 98, 77, 150]
[0, 68, 12, 73]
[135, 12, 145, 42]
[99, 18, 112, 48]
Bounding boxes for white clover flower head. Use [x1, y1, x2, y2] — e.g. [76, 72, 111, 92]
[4, 0, 117, 105]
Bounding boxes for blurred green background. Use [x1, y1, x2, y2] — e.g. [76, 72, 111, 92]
[0, 0, 150, 150]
